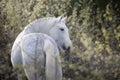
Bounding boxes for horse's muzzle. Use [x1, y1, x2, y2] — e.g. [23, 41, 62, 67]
[62, 45, 71, 53]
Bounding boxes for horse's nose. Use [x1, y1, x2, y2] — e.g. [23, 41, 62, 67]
[62, 45, 71, 52]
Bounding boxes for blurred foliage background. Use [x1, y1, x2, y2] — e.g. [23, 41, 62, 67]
[0, 0, 120, 80]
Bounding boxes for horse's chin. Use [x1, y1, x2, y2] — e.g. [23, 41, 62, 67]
[59, 47, 71, 60]
[58, 46, 71, 56]
[58, 46, 65, 55]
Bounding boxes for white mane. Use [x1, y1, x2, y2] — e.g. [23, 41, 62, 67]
[30, 17, 56, 25]
[23, 17, 58, 34]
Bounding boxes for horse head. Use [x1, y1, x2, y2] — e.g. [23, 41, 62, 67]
[48, 15, 72, 53]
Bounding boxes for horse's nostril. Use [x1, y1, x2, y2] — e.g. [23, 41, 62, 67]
[67, 46, 70, 51]
[62, 45, 71, 51]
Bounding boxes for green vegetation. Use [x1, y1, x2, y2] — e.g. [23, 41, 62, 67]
[0, 0, 120, 80]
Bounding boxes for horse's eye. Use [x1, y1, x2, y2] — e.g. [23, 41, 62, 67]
[60, 28, 64, 31]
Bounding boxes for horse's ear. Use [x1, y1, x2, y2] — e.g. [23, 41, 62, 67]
[57, 15, 67, 22]
[57, 15, 64, 20]
[61, 16, 67, 22]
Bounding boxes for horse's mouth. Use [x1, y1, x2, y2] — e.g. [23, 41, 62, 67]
[57, 45, 71, 54]
[59, 45, 71, 60]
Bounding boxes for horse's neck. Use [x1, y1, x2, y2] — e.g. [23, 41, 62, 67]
[24, 18, 56, 35]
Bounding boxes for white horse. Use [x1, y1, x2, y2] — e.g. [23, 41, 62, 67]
[21, 33, 62, 80]
[11, 16, 72, 80]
